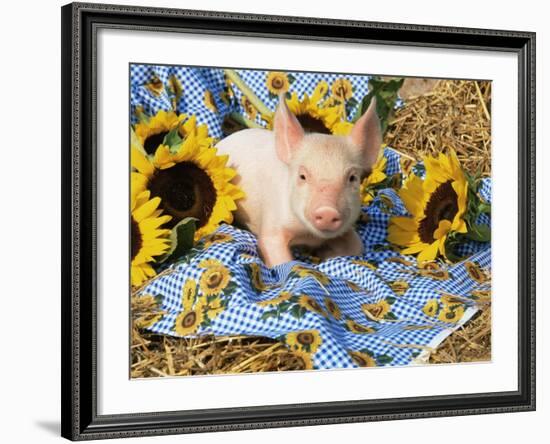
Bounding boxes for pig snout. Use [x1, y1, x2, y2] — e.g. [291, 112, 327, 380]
[312, 207, 342, 231]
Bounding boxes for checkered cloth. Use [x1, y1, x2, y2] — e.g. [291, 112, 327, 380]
[131, 65, 491, 369]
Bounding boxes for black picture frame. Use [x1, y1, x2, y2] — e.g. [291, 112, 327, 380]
[61, 2, 536, 440]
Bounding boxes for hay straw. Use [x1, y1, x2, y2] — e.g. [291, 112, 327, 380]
[130, 78, 492, 377]
[385, 79, 492, 176]
[131, 294, 305, 377]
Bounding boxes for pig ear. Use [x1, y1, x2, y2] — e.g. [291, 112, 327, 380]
[349, 98, 382, 169]
[274, 94, 304, 164]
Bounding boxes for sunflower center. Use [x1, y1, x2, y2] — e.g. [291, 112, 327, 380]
[148, 162, 216, 229]
[309, 300, 322, 312]
[130, 217, 142, 261]
[181, 311, 197, 328]
[336, 86, 346, 99]
[143, 131, 169, 155]
[351, 353, 367, 366]
[296, 113, 331, 134]
[368, 306, 383, 318]
[297, 332, 314, 345]
[206, 271, 223, 288]
[418, 180, 458, 244]
[271, 77, 284, 89]
[445, 311, 456, 320]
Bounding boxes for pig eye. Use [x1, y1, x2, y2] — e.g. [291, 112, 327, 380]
[299, 174, 306, 180]
[349, 174, 358, 183]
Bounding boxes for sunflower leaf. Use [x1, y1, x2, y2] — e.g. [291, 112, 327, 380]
[376, 354, 394, 365]
[290, 304, 302, 319]
[278, 301, 293, 311]
[260, 310, 278, 321]
[163, 128, 183, 148]
[224, 281, 238, 295]
[158, 218, 197, 264]
[466, 224, 491, 242]
[353, 77, 404, 134]
[478, 202, 491, 214]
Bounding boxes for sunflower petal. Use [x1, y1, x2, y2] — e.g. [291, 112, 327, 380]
[131, 146, 155, 177]
[417, 241, 440, 262]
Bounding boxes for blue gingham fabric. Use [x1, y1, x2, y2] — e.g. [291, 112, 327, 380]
[130, 64, 372, 138]
[132, 65, 491, 369]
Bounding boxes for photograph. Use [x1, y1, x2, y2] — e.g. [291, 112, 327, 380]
[59, 2, 536, 439]
[129, 65, 492, 377]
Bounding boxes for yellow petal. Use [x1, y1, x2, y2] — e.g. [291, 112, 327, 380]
[390, 216, 418, 232]
[133, 196, 161, 223]
[433, 220, 452, 240]
[131, 146, 155, 177]
[417, 241, 440, 262]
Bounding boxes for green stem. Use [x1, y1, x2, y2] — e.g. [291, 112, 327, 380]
[228, 112, 263, 129]
[225, 69, 274, 119]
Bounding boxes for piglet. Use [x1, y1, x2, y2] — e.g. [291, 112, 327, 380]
[215, 97, 382, 267]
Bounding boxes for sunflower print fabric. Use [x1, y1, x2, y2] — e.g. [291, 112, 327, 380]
[131, 64, 491, 370]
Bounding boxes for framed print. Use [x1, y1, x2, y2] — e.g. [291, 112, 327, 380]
[61, 2, 536, 441]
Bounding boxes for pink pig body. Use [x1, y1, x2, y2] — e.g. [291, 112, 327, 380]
[215, 98, 382, 267]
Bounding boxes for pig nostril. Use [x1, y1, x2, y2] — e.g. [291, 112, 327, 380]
[312, 207, 343, 231]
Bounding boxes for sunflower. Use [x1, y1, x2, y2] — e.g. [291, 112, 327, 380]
[131, 114, 245, 240]
[166, 74, 183, 108]
[292, 350, 314, 370]
[362, 300, 391, 321]
[198, 259, 231, 296]
[419, 269, 450, 280]
[134, 312, 164, 329]
[438, 305, 465, 323]
[399, 156, 417, 176]
[440, 294, 467, 308]
[134, 110, 186, 156]
[389, 281, 409, 295]
[257, 291, 292, 307]
[297, 295, 327, 317]
[387, 149, 468, 262]
[181, 279, 197, 311]
[174, 304, 205, 335]
[470, 289, 491, 300]
[266, 71, 290, 95]
[464, 261, 489, 284]
[286, 330, 322, 353]
[348, 350, 377, 367]
[422, 299, 439, 317]
[203, 296, 225, 320]
[202, 232, 233, 249]
[418, 261, 442, 271]
[240, 95, 258, 120]
[324, 297, 342, 320]
[331, 78, 353, 101]
[145, 76, 164, 97]
[345, 280, 363, 292]
[130, 184, 172, 287]
[248, 263, 271, 292]
[291, 265, 331, 286]
[133, 294, 165, 329]
[346, 320, 375, 334]
[203, 90, 218, 113]
[350, 259, 377, 271]
[360, 152, 388, 205]
[268, 81, 352, 135]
